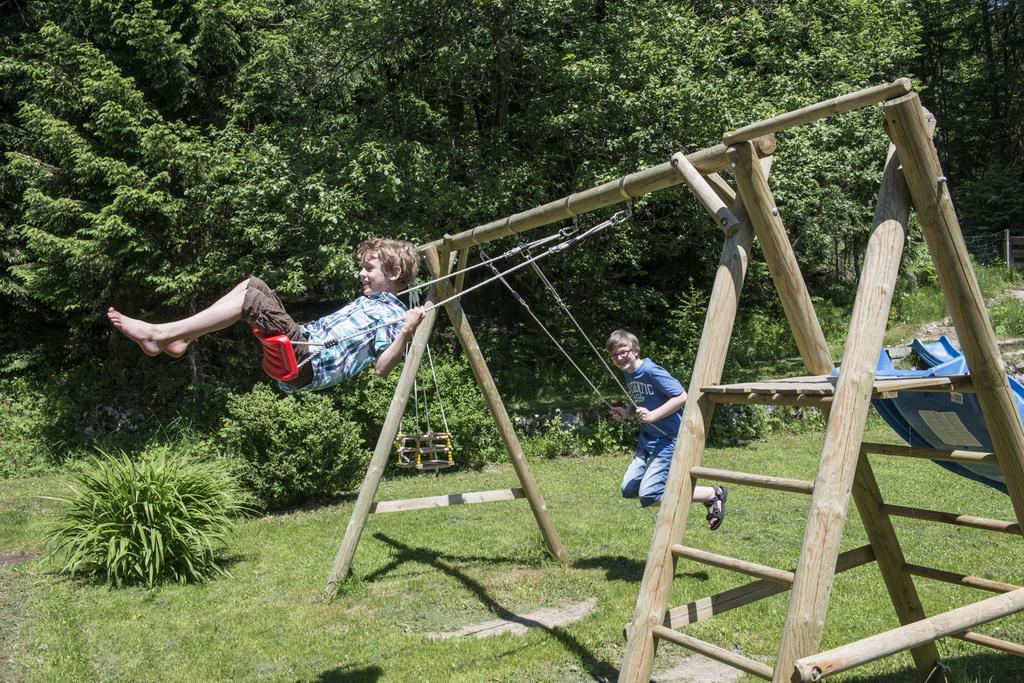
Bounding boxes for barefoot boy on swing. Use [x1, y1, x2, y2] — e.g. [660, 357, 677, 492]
[108, 238, 427, 392]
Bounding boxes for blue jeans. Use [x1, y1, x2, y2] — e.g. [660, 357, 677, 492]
[621, 439, 675, 507]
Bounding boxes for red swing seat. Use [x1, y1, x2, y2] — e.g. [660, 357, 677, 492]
[252, 329, 299, 381]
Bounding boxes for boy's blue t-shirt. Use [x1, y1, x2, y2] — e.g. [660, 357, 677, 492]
[624, 358, 684, 448]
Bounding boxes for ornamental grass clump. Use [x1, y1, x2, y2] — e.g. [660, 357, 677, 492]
[46, 448, 247, 587]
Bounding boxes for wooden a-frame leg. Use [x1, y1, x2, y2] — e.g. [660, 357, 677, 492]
[767, 141, 939, 681]
[852, 454, 943, 680]
[424, 249, 569, 566]
[886, 93, 1024, 532]
[619, 159, 765, 682]
[325, 284, 442, 598]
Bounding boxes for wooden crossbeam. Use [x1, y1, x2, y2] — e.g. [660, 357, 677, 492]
[421, 137, 776, 253]
[953, 631, 1024, 657]
[882, 504, 1021, 534]
[663, 546, 875, 629]
[672, 545, 795, 584]
[862, 441, 999, 466]
[701, 374, 973, 397]
[724, 78, 913, 145]
[793, 587, 1024, 681]
[903, 563, 1021, 593]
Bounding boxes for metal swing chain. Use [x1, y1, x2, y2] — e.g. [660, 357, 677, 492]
[476, 206, 635, 411]
[491, 206, 677, 443]
[394, 228, 570, 299]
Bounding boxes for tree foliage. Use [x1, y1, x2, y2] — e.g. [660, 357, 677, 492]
[3, 0, 993, 454]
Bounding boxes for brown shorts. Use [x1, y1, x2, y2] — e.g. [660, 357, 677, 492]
[242, 276, 314, 389]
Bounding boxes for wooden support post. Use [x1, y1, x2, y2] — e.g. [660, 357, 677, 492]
[424, 249, 569, 566]
[729, 142, 834, 376]
[453, 248, 470, 294]
[671, 152, 741, 235]
[885, 93, 1024, 532]
[771, 143, 935, 681]
[618, 158, 768, 683]
[325, 279, 443, 597]
[852, 457, 942, 678]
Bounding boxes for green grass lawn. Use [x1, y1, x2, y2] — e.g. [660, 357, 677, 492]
[2, 419, 1022, 682]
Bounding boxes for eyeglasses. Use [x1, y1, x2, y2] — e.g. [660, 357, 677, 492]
[611, 348, 636, 359]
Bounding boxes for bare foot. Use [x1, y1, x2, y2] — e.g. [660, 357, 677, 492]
[161, 339, 190, 358]
[107, 307, 162, 357]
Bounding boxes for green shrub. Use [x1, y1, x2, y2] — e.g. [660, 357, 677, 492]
[522, 412, 632, 460]
[45, 448, 246, 587]
[0, 378, 53, 478]
[584, 415, 633, 456]
[709, 404, 781, 446]
[523, 414, 587, 459]
[974, 260, 1016, 300]
[218, 385, 370, 510]
[730, 310, 797, 366]
[990, 296, 1024, 338]
[336, 349, 504, 469]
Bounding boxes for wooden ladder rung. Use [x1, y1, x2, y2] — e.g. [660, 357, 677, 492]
[690, 466, 815, 494]
[862, 441, 1000, 466]
[881, 504, 1021, 534]
[903, 563, 1021, 594]
[652, 625, 774, 680]
[664, 546, 875, 629]
[793, 587, 1024, 682]
[671, 545, 795, 584]
[370, 488, 525, 514]
[953, 630, 1024, 657]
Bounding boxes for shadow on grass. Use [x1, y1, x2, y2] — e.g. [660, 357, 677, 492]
[260, 492, 361, 518]
[361, 533, 539, 583]
[369, 532, 618, 682]
[819, 651, 1021, 683]
[314, 664, 382, 682]
[573, 555, 709, 584]
[573, 555, 646, 582]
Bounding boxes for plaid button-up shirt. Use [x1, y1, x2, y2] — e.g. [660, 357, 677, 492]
[279, 292, 407, 393]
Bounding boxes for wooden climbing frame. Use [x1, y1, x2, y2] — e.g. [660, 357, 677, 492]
[613, 80, 1024, 682]
[325, 80, 1024, 683]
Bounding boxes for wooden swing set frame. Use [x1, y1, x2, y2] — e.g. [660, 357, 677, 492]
[324, 78, 1024, 682]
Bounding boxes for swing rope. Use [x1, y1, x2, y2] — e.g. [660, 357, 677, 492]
[393, 226, 572, 299]
[286, 208, 632, 371]
[425, 343, 451, 435]
[480, 243, 616, 410]
[524, 250, 631, 400]
[483, 210, 679, 444]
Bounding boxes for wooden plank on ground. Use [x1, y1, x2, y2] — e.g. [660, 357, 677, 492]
[371, 488, 525, 514]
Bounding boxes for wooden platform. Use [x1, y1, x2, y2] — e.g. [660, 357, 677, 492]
[701, 374, 973, 405]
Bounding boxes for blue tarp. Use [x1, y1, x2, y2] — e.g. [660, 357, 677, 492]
[869, 340, 1010, 493]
